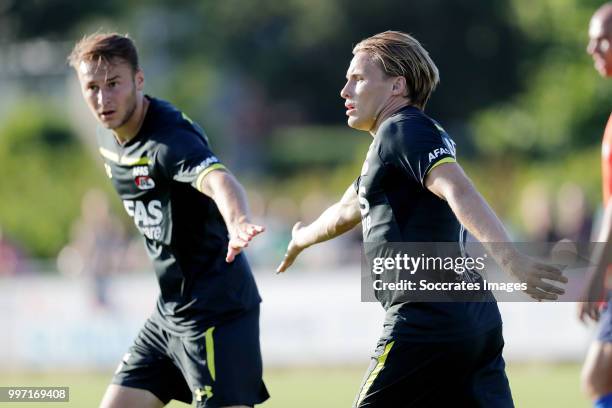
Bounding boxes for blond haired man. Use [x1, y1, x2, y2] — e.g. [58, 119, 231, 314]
[68, 33, 269, 408]
[278, 31, 566, 407]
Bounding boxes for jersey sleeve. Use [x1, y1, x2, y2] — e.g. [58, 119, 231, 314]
[157, 129, 227, 192]
[378, 118, 456, 187]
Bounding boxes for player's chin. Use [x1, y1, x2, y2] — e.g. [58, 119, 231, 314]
[97, 117, 117, 129]
[107, 119, 126, 130]
[346, 117, 368, 131]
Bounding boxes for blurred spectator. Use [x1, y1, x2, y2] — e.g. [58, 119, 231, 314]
[519, 181, 558, 242]
[0, 227, 26, 275]
[555, 182, 593, 243]
[57, 189, 126, 309]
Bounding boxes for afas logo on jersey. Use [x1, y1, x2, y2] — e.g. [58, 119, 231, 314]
[427, 137, 457, 163]
[123, 199, 163, 240]
[427, 147, 452, 162]
[133, 166, 155, 190]
[194, 156, 220, 174]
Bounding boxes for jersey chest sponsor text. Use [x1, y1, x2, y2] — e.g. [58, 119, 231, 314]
[123, 199, 164, 240]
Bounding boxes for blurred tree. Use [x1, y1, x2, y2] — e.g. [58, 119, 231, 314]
[0, 0, 119, 41]
[0, 99, 111, 258]
[470, 0, 612, 158]
[151, 0, 523, 127]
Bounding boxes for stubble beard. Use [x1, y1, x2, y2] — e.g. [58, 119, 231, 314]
[115, 91, 138, 130]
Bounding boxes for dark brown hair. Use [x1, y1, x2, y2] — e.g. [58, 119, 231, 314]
[68, 32, 139, 72]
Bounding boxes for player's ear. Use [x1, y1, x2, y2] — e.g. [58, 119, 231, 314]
[134, 68, 145, 91]
[392, 76, 407, 97]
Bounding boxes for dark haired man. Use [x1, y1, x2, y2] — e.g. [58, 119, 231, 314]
[69, 33, 269, 408]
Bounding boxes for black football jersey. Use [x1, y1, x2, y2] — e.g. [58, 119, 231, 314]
[355, 106, 501, 342]
[96, 96, 261, 336]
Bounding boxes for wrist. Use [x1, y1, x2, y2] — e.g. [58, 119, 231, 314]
[293, 227, 313, 250]
[484, 242, 520, 269]
[229, 215, 249, 230]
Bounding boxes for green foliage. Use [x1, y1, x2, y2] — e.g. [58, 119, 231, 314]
[470, 0, 611, 158]
[4, 0, 120, 40]
[116, 0, 523, 126]
[265, 126, 369, 172]
[250, 126, 369, 203]
[0, 99, 109, 258]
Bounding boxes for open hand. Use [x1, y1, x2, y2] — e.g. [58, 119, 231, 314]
[226, 221, 265, 263]
[276, 222, 307, 273]
[506, 255, 567, 301]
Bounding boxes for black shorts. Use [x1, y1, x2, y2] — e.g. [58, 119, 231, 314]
[112, 305, 269, 407]
[354, 326, 514, 408]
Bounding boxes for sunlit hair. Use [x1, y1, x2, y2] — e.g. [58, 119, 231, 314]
[353, 31, 439, 109]
[68, 32, 139, 73]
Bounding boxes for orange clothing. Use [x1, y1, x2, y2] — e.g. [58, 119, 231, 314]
[604, 113, 612, 206]
[602, 114, 612, 293]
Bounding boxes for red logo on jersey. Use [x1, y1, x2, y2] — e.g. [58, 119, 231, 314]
[135, 176, 155, 190]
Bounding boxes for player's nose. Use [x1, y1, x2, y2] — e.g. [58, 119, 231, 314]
[340, 82, 350, 100]
[97, 88, 111, 106]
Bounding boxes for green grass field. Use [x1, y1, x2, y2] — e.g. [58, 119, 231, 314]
[0, 364, 589, 407]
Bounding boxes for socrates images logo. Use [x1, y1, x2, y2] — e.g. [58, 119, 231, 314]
[135, 175, 156, 190]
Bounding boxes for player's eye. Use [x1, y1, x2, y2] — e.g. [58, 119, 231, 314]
[108, 81, 118, 88]
[88, 84, 99, 92]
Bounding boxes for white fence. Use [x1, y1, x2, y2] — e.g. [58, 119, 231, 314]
[0, 267, 597, 370]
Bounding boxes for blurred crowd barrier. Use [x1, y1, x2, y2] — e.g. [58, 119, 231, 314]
[0, 266, 596, 372]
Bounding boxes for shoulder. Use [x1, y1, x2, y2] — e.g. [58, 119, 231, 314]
[378, 106, 444, 150]
[148, 97, 207, 135]
[146, 98, 211, 153]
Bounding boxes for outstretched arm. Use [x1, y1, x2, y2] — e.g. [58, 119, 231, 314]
[578, 201, 612, 322]
[425, 162, 567, 300]
[199, 169, 264, 263]
[277, 184, 361, 273]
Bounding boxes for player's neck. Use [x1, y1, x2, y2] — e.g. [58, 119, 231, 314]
[370, 99, 413, 137]
[113, 95, 149, 145]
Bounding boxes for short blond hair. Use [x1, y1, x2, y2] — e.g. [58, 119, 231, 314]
[68, 32, 139, 73]
[353, 31, 439, 109]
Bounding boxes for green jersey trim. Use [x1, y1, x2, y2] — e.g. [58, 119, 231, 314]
[426, 156, 456, 175]
[195, 163, 227, 192]
[99, 147, 150, 166]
